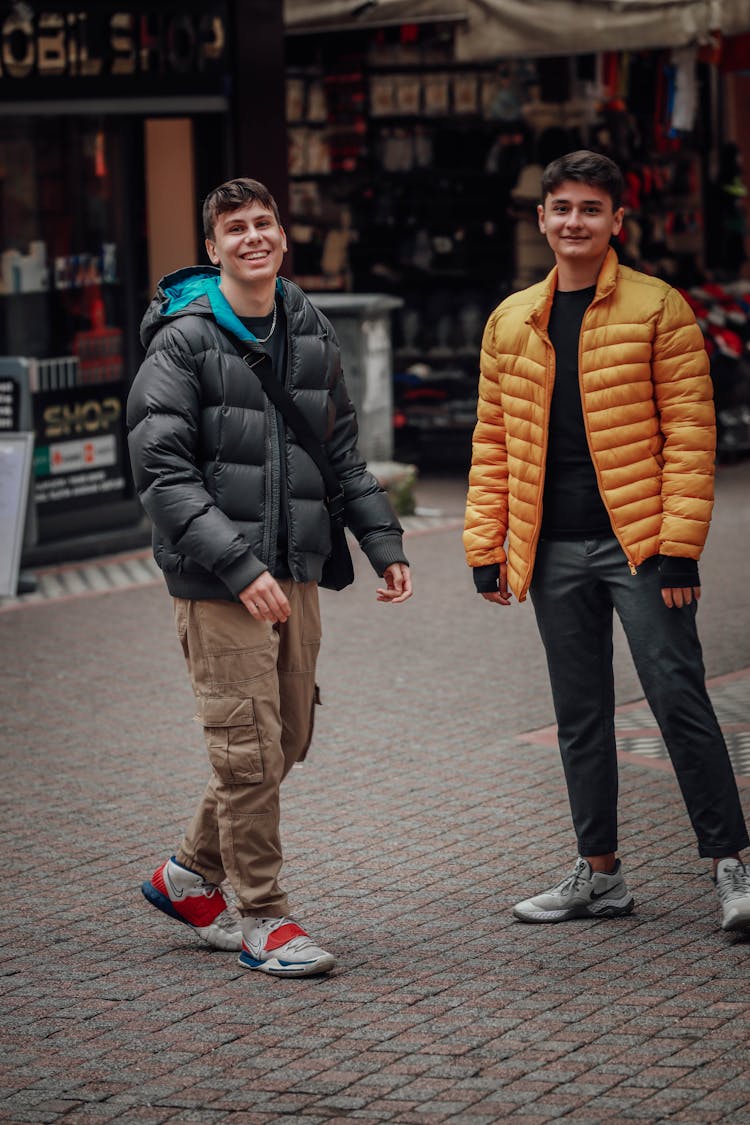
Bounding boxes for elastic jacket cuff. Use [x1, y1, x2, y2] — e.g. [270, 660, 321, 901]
[473, 563, 500, 592]
[658, 555, 700, 588]
[215, 552, 268, 597]
[363, 533, 409, 577]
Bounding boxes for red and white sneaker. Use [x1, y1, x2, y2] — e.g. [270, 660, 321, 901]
[239, 916, 336, 977]
[142, 857, 242, 951]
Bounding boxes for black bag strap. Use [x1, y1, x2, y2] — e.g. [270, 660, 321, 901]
[221, 326, 345, 522]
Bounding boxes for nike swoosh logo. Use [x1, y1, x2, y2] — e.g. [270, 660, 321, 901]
[164, 870, 185, 900]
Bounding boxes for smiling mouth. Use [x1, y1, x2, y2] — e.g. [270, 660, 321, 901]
[242, 251, 270, 260]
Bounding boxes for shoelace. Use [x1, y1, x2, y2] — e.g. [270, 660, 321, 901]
[250, 918, 314, 954]
[282, 935, 316, 953]
[553, 859, 589, 895]
[212, 882, 241, 931]
[194, 880, 239, 931]
[717, 864, 750, 902]
[213, 907, 241, 933]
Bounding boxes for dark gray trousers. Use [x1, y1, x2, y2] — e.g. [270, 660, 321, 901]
[529, 537, 749, 858]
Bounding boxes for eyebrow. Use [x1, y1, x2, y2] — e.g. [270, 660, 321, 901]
[549, 197, 605, 206]
[222, 211, 274, 225]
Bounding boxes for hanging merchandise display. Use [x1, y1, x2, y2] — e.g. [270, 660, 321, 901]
[284, 18, 750, 466]
[681, 279, 750, 459]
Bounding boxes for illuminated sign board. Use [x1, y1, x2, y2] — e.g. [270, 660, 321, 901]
[0, 3, 229, 94]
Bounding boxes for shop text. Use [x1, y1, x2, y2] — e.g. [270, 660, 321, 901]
[41, 397, 121, 441]
[0, 7, 226, 80]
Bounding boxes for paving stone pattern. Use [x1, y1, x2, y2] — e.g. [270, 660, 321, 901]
[1, 463, 750, 1123]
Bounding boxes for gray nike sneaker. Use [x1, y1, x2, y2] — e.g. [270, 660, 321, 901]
[513, 856, 635, 923]
[715, 858, 750, 932]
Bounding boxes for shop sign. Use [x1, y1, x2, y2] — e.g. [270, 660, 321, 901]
[0, 377, 20, 431]
[0, 2, 228, 93]
[32, 384, 128, 511]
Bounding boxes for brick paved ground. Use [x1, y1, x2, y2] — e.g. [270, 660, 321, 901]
[1, 460, 749, 1124]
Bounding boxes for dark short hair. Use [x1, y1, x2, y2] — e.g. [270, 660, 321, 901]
[540, 150, 624, 211]
[203, 178, 281, 240]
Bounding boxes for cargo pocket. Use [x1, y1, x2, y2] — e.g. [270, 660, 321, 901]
[173, 599, 189, 662]
[198, 696, 263, 785]
[298, 684, 322, 763]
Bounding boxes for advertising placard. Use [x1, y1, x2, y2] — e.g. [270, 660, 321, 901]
[32, 382, 128, 513]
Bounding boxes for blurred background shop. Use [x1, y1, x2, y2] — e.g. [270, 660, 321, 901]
[0, 0, 286, 565]
[283, 0, 750, 467]
[2, 0, 750, 570]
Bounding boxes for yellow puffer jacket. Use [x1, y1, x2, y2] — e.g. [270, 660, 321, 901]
[463, 248, 716, 601]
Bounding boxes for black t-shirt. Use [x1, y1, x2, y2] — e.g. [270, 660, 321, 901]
[239, 297, 286, 376]
[541, 286, 613, 540]
[239, 297, 291, 577]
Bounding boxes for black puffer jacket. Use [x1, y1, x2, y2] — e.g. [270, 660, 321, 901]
[127, 267, 406, 599]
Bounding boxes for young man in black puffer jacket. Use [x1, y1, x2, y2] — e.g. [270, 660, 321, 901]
[127, 178, 412, 977]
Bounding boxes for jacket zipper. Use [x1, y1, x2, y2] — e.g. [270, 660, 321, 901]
[262, 391, 280, 574]
[240, 344, 280, 572]
[521, 328, 554, 600]
[279, 303, 295, 578]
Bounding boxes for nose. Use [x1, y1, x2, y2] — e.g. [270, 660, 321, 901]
[564, 208, 584, 228]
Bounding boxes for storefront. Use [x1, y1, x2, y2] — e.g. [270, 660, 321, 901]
[283, 1, 750, 463]
[0, 0, 287, 562]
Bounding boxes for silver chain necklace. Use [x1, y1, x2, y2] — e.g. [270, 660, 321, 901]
[253, 300, 277, 344]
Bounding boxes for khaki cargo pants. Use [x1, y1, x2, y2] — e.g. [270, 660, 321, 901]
[172, 581, 321, 918]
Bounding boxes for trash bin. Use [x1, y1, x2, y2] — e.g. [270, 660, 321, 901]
[308, 293, 404, 462]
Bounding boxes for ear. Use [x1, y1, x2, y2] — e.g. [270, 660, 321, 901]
[205, 237, 220, 266]
[280, 225, 288, 254]
[537, 203, 546, 235]
[611, 206, 625, 237]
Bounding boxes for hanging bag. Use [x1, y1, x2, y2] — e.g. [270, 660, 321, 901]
[226, 334, 355, 591]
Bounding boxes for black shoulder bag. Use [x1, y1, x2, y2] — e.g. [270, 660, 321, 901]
[230, 336, 355, 591]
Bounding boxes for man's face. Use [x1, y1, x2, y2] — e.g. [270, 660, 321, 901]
[537, 180, 623, 269]
[205, 201, 287, 288]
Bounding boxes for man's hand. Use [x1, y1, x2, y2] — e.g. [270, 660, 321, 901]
[480, 562, 512, 606]
[239, 572, 291, 623]
[662, 585, 701, 609]
[376, 563, 413, 604]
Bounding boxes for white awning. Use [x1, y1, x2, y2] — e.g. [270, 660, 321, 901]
[284, 0, 468, 35]
[284, 0, 750, 58]
[455, 0, 750, 61]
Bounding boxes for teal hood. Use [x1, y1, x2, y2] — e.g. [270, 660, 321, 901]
[140, 266, 284, 349]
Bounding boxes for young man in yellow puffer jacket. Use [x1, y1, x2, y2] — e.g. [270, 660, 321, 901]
[464, 150, 750, 932]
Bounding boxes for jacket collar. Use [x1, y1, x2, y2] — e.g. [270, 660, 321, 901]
[527, 246, 619, 332]
[205, 276, 286, 345]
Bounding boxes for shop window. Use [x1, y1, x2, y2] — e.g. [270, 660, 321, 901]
[0, 117, 135, 537]
[0, 116, 128, 373]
